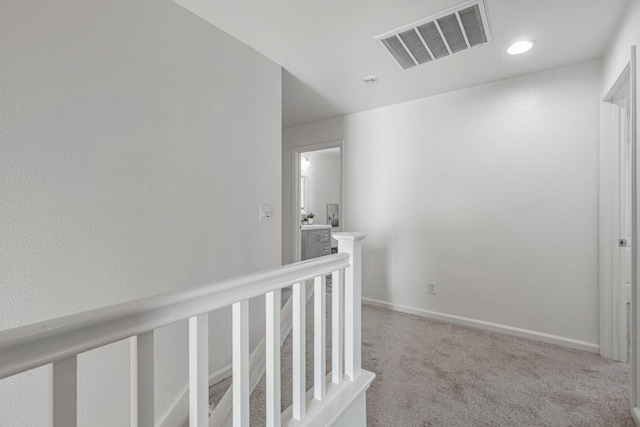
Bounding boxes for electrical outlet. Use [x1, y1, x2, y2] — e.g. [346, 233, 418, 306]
[259, 204, 273, 221]
[428, 282, 437, 295]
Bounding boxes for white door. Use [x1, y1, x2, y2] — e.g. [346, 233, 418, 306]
[622, 99, 633, 309]
[602, 67, 632, 363]
[600, 45, 637, 424]
[617, 95, 632, 364]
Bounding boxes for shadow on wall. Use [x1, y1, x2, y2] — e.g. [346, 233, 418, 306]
[282, 70, 343, 128]
[363, 242, 391, 303]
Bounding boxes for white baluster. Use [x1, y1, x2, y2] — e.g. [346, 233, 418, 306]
[332, 269, 345, 384]
[233, 300, 250, 427]
[131, 332, 154, 427]
[266, 290, 282, 427]
[189, 313, 209, 427]
[314, 275, 326, 400]
[333, 232, 366, 380]
[52, 356, 77, 427]
[292, 282, 306, 420]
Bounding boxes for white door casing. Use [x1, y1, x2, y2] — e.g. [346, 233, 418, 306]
[629, 45, 640, 426]
[601, 46, 636, 361]
[600, 44, 637, 424]
[601, 56, 632, 363]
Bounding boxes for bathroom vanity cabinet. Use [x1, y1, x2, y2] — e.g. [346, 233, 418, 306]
[301, 225, 331, 261]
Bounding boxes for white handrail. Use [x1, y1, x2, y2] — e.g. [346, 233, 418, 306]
[0, 252, 350, 381]
[1, 232, 369, 427]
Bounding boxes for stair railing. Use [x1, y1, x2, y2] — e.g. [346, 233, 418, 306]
[0, 232, 366, 427]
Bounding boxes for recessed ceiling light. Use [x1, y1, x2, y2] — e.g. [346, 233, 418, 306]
[363, 75, 379, 85]
[507, 40, 535, 55]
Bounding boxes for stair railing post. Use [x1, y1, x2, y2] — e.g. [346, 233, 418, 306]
[333, 232, 366, 380]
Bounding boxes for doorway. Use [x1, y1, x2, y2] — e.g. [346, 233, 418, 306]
[600, 45, 637, 422]
[292, 141, 342, 262]
[601, 48, 635, 364]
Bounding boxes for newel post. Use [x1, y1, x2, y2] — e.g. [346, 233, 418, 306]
[333, 232, 366, 380]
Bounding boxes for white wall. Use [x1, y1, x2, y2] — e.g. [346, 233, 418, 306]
[302, 150, 341, 227]
[284, 60, 601, 347]
[603, 0, 640, 91]
[282, 117, 342, 263]
[0, 1, 281, 426]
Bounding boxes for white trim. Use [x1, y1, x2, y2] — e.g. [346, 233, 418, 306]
[0, 253, 350, 380]
[362, 298, 600, 353]
[189, 313, 209, 426]
[629, 44, 639, 421]
[633, 406, 640, 425]
[292, 140, 343, 263]
[601, 49, 636, 363]
[282, 370, 375, 427]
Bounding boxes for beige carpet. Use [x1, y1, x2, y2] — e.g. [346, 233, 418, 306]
[211, 286, 633, 426]
[363, 305, 633, 427]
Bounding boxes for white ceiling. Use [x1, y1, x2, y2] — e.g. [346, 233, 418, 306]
[312, 147, 340, 158]
[174, 0, 628, 128]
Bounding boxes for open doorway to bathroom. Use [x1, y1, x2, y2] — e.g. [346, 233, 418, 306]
[293, 143, 342, 262]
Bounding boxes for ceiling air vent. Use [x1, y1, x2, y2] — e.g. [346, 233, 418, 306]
[376, 0, 491, 70]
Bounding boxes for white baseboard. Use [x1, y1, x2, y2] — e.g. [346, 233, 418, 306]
[156, 364, 232, 427]
[632, 406, 640, 426]
[281, 370, 375, 427]
[362, 297, 600, 353]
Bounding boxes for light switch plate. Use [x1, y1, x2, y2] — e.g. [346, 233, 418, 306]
[260, 204, 273, 221]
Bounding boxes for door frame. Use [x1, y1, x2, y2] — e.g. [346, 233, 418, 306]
[600, 45, 638, 421]
[291, 140, 343, 262]
[629, 44, 640, 426]
[601, 52, 634, 363]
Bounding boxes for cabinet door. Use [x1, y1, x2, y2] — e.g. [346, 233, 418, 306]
[306, 231, 320, 259]
[301, 230, 307, 260]
[302, 229, 332, 260]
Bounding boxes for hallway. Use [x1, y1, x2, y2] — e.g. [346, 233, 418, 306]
[210, 286, 632, 426]
[362, 305, 632, 426]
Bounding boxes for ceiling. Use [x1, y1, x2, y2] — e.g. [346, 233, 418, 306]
[174, 0, 628, 128]
[313, 147, 340, 158]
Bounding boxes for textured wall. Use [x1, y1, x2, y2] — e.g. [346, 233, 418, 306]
[283, 61, 601, 347]
[344, 60, 601, 346]
[603, 0, 640, 90]
[0, 0, 281, 425]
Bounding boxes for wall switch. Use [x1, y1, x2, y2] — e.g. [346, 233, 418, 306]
[428, 282, 437, 295]
[259, 204, 272, 221]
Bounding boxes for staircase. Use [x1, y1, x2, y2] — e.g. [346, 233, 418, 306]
[0, 232, 374, 427]
[207, 282, 312, 426]
[209, 278, 331, 426]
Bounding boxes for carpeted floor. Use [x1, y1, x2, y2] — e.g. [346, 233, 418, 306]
[211, 286, 634, 426]
[363, 305, 633, 427]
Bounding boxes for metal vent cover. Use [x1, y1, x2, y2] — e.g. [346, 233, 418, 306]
[375, 0, 492, 70]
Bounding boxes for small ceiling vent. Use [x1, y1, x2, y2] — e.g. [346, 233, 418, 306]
[375, 0, 492, 69]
